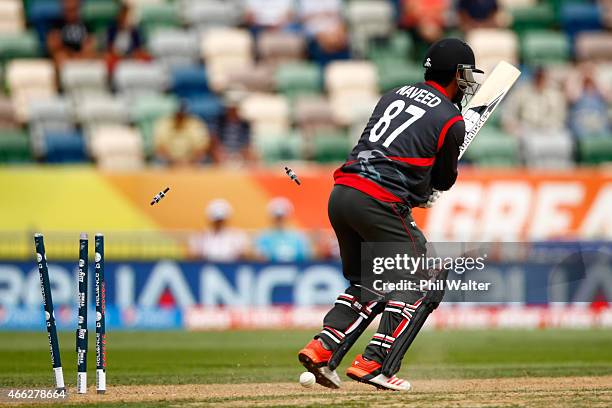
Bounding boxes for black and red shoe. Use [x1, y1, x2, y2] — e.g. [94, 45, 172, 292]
[298, 339, 341, 389]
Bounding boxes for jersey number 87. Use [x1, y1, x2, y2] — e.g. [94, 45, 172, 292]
[369, 100, 426, 148]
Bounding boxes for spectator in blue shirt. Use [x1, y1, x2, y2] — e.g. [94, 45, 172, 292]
[255, 197, 311, 262]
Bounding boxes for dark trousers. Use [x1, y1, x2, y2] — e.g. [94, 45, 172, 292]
[318, 185, 428, 364]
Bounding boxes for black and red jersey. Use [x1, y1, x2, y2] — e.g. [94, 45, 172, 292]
[334, 81, 465, 207]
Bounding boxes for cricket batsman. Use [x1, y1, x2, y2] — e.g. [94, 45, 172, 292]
[298, 38, 483, 391]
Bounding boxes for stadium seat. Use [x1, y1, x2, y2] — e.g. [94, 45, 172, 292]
[181, 0, 243, 30]
[130, 94, 178, 124]
[463, 128, 520, 167]
[346, 0, 394, 57]
[578, 135, 612, 165]
[170, 65, 209, 98]
[466, 29, 518, 75]
[6, 59, 54, 91]
[240, 93, 290, 137]
[60, 60, 108, 97]
[367, 31, 414, 66]
[76, 95, 129, 128]
[6, 59, 56, 122]
[27, 0, 62, 30]
[498, 0, 536, 8]
[575, 32, 612, 62]
[326, 61, 379, 125]
[28, 96, 74, 155]
[226, 64, 275, 93]
[43, 129, 87, 163]
[521, 131, 574, 169]
[0, 0, 25, 33]
[148, 28, 200, 68]
[521, 30, 570, 65]
[137, 2, 180, 35]
[130, 94, 178, 156]
[90, 125, 144, 169]
[560, 3, 603, 38]
[294, 95, 335, 127]
[0, 31, 40, 61]
[276, 62, 322, 99]
[312, 131, 351, 163]
[257, 31, 306, 66]
[113, 61, 168, 98]
[376, 61, 424, 92]
[325, 61, 378, 95]
[82, 0, 120, 32]
[200, 28, 254, 91]
[0, 128, 31, 163]
[253, 132, 302, 164]
[510, 3, 555, 34]
[184, 94, 223, 122]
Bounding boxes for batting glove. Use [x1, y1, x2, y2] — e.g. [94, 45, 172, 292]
[419, 190, 441, 208]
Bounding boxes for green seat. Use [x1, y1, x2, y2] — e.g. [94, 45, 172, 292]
[376, 62, 423, 92]
[521, 30, 570, 65]
[0, 129, 31, 163]
[463, 127, 520, 167]
[0, 31, 41, 61]
[312, 132, 350, 163]
[131, 94, 179, 123]
[511, 3, 556, 34]
[139, 3, 181, 36]
[367, 32, 414, 66]
[276, 63, 322, 99]
[131, 95, 179, 156]
[83, 0, 120, 32]
[254, 133, 302, 164]
[578, 135, 612, 164]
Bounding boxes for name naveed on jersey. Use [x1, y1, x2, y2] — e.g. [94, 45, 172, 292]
[395, 86, 442, 108]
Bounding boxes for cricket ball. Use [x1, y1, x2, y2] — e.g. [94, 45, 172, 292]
[299, 371, 316, 388]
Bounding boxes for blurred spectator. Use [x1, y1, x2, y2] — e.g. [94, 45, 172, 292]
[46, 0, 97, 67]
[310, 229, 340, 260]
[244, 0, 296, 32]
[255, 197, 311, 262]
[458, 0, 506, 31]
[399, 0, 449, 45]
[189, 199, 250, 261]
[153, 102, 217, 166]
[502, 67, 567, 137]
[105, 4, 149, 72]
[566, 64, 611, 139]
[298, 0, 350, 65]
[212, 91, 254, 164]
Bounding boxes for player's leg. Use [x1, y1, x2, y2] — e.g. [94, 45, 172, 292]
[345, 199, 430, 391]
[299, 185, 379, 388]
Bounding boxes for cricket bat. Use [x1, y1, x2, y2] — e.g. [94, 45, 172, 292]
[458, 61, 521, 159]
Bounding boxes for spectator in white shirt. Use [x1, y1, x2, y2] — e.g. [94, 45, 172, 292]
[189, 199, 250, 262]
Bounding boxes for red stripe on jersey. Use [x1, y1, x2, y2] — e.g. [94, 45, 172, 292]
[425, 81, 449, 98]
[333, 168, 402, 203]
[388, 156, 435, 166]
[437, 115, 463, 152]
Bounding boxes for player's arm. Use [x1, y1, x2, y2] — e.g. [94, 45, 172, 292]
[431, 119, 465, 191]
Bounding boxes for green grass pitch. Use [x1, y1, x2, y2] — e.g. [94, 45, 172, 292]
[1, 329, 611, 406]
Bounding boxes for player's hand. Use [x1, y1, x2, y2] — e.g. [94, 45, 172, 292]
[419, 190, 441, 208]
